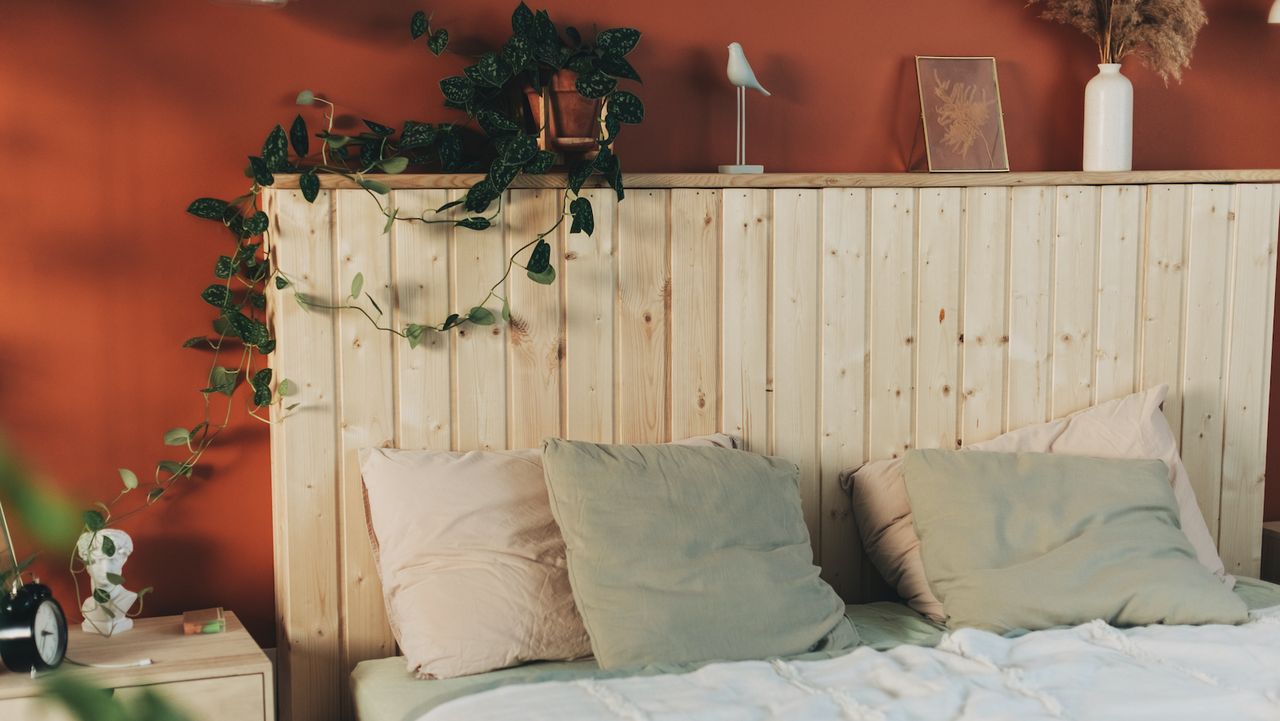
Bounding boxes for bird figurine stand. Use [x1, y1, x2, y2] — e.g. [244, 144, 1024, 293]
[719, 42, 770, 174]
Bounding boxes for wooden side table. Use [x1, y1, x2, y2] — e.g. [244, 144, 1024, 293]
[0, 611, 273, 721]
[1264, 521, 1280, 585]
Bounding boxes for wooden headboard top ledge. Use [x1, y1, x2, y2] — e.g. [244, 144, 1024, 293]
[264, 170, 1280, 721]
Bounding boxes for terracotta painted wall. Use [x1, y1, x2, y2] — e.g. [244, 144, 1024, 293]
[2, 0, 1279, 645]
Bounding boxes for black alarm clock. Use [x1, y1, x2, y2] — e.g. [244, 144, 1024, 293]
[0, 582, 68, 672]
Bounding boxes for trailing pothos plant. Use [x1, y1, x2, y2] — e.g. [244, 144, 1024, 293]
[68, 2, 642, 609]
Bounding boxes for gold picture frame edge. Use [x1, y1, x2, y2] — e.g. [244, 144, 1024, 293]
[915, 55, 1011, 174]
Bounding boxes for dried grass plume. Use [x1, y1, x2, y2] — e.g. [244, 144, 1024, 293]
[1026, 0, 1208, 84]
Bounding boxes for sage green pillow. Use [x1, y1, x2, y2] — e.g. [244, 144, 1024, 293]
[903, 449, 1248, 633]
[541, 439, 856, 669]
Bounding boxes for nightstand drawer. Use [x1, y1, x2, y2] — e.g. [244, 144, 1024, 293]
[0, 673, 266, 721]
[116, 673, 267, 721]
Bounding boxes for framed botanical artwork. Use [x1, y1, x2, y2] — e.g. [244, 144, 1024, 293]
[916, 56, 1009, 172]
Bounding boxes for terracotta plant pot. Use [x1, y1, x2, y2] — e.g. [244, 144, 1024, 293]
[524, 69, 601, 153]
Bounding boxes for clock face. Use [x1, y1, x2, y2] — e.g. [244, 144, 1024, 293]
[33, 599, 66, 665]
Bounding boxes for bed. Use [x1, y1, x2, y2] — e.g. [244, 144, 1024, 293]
[263, 171, 1280, 721]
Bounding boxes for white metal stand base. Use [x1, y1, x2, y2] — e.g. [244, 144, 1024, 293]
[717, 164, 765, 174]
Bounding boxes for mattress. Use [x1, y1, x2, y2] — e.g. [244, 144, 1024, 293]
[351, 602, 945, 721]
[353, 580, 1280, 721]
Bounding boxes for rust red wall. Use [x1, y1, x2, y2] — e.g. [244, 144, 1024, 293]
[2, 0, 1279, 645]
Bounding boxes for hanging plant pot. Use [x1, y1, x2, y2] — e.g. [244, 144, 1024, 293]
[525, 69, 601, 153]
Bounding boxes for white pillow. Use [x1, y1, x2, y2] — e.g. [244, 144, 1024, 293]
[360, 433, 739, 679]
[844, 386, 1230, 620]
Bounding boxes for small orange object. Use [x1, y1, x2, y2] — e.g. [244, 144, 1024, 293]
[182, 607, 226, 635]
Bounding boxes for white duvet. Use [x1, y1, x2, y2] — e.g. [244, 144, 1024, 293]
[422, 605, 1280, 721]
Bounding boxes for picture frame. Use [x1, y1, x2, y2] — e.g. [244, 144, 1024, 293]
[915, 56, 1010, 173]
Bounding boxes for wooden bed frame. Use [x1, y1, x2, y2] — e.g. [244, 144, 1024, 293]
[264, 170, 1280, 721]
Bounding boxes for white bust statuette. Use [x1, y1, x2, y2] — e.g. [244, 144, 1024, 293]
[76, 529, 137, 636]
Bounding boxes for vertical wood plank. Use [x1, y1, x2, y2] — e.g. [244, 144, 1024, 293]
[868, 188, 916, 460]
[267, 189, 341, 721]
[1050, 186, 1101, 417]
[507, 189, 564, 448]
[393, 189, 452, 450]
[819, 188, 869, 601]
[670, 189, 720, 440]
[1094, 185, 1144, 402]
[1219, 184, 1280, 576]
[722, 189, 771, 452]
[453, 190, 508, 451]
[334, 191, 397, 711]
[960, 187, 1010, 444]
[1139, 185, 1190, 436]
[915, 188, 962, 450]
[1006, 186, 1055, 430]
[564, 188, 617, 442]
[616, 190, 670, 443]
[772, 190, 822, 550]
[1181, 184, 1234, 541]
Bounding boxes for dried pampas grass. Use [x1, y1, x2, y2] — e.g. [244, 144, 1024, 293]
[1027, 0, 1208, 84]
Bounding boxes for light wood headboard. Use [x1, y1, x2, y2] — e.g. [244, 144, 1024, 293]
[264, 170, 1280, 721]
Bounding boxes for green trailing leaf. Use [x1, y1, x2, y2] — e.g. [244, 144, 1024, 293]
[300, 171, 320, 203]
[364, 118, 395, 136]
[275, 275, 290, 290]
[511, 2, 535, 37]
[106, 572, 125, 586]
[162, 428, 190, 446]
[248, 156, 274, 186]
[608, 90, 644, 124]
[289, 114, 309, 157]
[569, 196, 594, 235]
[596, 27, 641, 57]
[404, 323, 426, 349]
[118, 468, 138, 491]
[501, 297, 511, 322]
[225, 310, 270, 347]
[464, 179, 500, 212]
[101, 534, 116, 557]
[568, 157, 597, 194]
[456, 217, 492, 231]
[214, 255, 234, 279]
[442, 313, 462, 330]
[263, 125, 289, 171]
[251, 368, 273, 407]
[523, 150, 555, 174]
[200, 285, 232, 309]
[182, 336, 213, 349]
[205, 366, 240, 396]
[93, 588, 111, 604]
[503, 35, 532, 70]
[277, 378, 298, 397]
[147, 487, 166, 503]
[436, 198, 465, 213]
[468, 306, 496, 325]
[565, 25, 582, 46]
[477, 110, 520, 136]
[467, 53, 509, 88]
[599, 55, 642, 82]
[258, 338, 276, 354]
[526, 239, 552, 274]
[440, 75, 475, 105]
[296, 89, 315, 105]
[187, 197, 229, 221]
[527, 264, 556, 285]
[383, 209, 397, 235]
[244, 211, 269, 236]
[83, 510, 106, 532]
[495, 134, 537, 166]
[410, 10, 428, 39]
[359, 178, 391, 195]
[212, 316, 233, 336]
[400, 121, 437, 149]
[428, 29, 449, 56]
[350, 272, 364, 299]
[157, 460, 193, 478]
[324, 134, 351, 149]
[379, 156, 409, 174]
[575, 71, 617, 99]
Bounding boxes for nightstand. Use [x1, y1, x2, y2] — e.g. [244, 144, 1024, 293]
[1264, 522, 1280, 584]
[0, 612, 273, 721]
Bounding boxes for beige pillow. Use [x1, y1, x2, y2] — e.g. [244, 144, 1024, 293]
[844, 386, 1229, 620]
[360, 433, 739, 680]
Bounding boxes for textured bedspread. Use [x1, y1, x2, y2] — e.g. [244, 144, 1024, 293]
[420, 604, 1280, 720]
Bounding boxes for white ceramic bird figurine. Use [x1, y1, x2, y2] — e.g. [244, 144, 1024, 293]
[726, 42, 770, 96]
[719, 42, 769, 174]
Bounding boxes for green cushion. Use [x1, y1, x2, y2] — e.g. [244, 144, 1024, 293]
[541, 439, 855, 669]
[903, 449, 1248, 633]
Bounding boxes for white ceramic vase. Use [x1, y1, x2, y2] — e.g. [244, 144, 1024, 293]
[1083, 63, 1133, 172]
